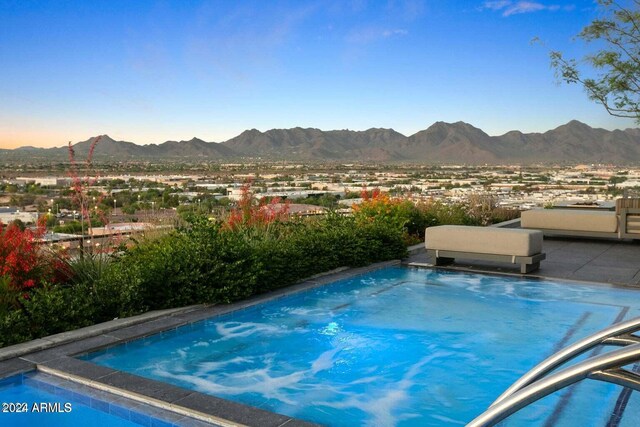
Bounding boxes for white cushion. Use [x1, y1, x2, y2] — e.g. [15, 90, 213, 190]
[425, 225, 543, 257]
[521, 209, 617, 233]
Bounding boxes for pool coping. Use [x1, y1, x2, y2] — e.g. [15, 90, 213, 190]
[3, 371, 202, 427]
[0, 259, 402, 427]
[404, 261, 640, 291]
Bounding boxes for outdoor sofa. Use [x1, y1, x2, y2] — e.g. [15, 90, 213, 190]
[425, 225, 546, 274]
[521, 198, 640, 240]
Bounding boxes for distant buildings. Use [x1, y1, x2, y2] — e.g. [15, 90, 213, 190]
[2, 164, 640, 226]
[15, 177, 72, 187]
[0, 207, 38, 224]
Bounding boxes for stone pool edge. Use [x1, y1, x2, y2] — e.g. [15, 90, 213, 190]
[0, 259, 401, 427]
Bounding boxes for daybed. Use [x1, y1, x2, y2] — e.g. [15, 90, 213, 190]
[521, 198, 640, 240]
[425, 225, 546, 274]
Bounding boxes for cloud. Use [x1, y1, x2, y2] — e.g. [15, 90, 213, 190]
[386, 0, 426, 22]
[482, 1, 512, 11]
[504, 2, 546, 16]
[346, 27, 408, 44]
[481, 1, 574, 17]
[382, 29, 409, 38]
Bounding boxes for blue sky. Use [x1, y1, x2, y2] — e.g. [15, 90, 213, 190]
[0, 0, 636, 148]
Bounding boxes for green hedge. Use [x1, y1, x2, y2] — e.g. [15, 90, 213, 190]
[0, 215, 407, 347]
[0, 283, 96, 347]
[115, 215, 407, 309]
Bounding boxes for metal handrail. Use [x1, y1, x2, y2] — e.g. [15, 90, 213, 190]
[491, 316, 640, 407]
[467, 344, 640, 427]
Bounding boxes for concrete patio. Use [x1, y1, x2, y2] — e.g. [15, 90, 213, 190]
[406, 236, 640, 286]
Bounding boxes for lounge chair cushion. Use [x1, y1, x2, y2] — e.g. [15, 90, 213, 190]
[521, 209, 618, 233]
[425, 225, 543, 257]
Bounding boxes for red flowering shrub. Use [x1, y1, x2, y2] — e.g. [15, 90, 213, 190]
[0, 219, 69, 294]
[225, 182, 290, 231]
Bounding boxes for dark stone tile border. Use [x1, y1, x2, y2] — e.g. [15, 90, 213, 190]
[43, 356, 118, 381]
[173, 392, 291, 427]
[0, 259, 401, 427]
[0, 306, 203, 362]
[0, 357, 35, 378]
[6, 371, 205, 427]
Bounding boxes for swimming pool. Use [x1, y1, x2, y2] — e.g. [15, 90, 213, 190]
[82, 267, 640, 426]
[0, 372, 178, 426]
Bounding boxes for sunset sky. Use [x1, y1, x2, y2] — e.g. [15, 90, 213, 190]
[1, 0, 637, 149]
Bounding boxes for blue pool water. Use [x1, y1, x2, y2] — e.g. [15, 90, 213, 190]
[83, 267, 640, 426]
[0, 371, 207, 426]
[0, 373, 147, 426]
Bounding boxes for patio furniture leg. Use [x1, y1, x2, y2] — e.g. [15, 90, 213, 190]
[522, 262, 539, 274]
[435, 256, 454, 266]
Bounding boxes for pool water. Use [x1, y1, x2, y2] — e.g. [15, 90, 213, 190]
[0, 373, 150, 426]
[83, 267, 640, 426]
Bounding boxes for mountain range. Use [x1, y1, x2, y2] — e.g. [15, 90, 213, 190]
[2, 120, 640, 164]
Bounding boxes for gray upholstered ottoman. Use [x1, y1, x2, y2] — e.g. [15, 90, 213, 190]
[521, 209, 618, 238]
[425, 225, 545, 273]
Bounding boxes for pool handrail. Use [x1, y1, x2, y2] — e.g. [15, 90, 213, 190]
[467, 343, 640, 427]
[490, 316, 640, 407]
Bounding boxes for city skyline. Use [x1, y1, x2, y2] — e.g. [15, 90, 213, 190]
[1, 0, 638, 149]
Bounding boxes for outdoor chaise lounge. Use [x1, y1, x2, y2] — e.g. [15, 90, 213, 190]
[425, 225, 546, 274]
[521, 198, 640, 240]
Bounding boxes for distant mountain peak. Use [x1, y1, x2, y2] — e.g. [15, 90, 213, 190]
[14, 146, 42, 151]
[238, 128, 262, 136]
[565, 119, 589, 126]
[96, 134, 115, 141]
[3, 120, 639, 164]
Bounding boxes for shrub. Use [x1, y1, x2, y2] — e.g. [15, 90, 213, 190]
[0, 201, 408, 348]
[465, 194, 519, 226]
[0, 220, 48, 292]
[53, 218, 104, 234]
[0, 309, 31, 347]
[414, 197, 519, 233]
[239, 215, 405, 294]
[115, 233, 206, 308]
[250, 218, 343, 293]
[350, 189, 518, 243]
[352, 188, 424, 243]
[0, 283, 96, 347]
[67, 253, 111, 286]
[111, 213, 407, 311]
[62, 252, 144, 321]
[185, 220, 260, 303]
[91, 260, 146, 320]
[0, 220, 71, 311]
[0, 275, 20, 317]
[353, 189, 414, 231]
[225, 181, 289, 232]
[22, 283, 96, 338]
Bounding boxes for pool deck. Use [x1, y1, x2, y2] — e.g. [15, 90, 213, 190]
[0, 233, 638, 426]
[407, 230, 640, 287]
